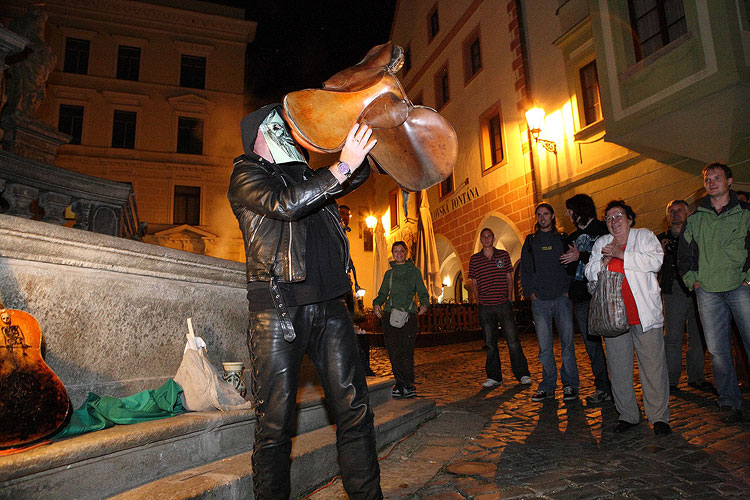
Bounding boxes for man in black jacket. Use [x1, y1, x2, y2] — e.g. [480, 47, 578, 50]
[560, 194, 612, 404]
[228, 104, 381, 499]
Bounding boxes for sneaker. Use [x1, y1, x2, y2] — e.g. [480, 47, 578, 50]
[481, 378, 502, 388]
[653, 421, 672, 436]
[585, 390, 612, 404]
[562, 386, 578, 401]
[392, 384, 404, 399]
[531, 390, 554, 401]
[403, 385, 417, 398]
[719, 406, 742, 424]
[519, 375, 532, 385]
[613, 420, 638, 433]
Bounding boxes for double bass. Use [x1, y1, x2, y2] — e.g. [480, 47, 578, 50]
[0, 301, 71, 449]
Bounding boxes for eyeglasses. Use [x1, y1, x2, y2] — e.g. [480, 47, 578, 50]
[605, 212, 626, 224]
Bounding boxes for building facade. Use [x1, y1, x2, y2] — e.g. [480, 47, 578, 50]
[367, 0, 749, 304]
[1, 0, 257, 261]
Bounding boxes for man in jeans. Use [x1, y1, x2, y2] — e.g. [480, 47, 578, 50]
[521, 203, 580, 402]
[560, 194, 612, 404]
[679, 162, 750, 423]
[658, 200, 709, 392]
[469, 228, 532, 388]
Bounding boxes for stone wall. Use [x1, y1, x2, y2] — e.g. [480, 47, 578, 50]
[0, 214, 248, 407]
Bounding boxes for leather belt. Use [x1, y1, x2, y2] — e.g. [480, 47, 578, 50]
[270, 277, 296, 342]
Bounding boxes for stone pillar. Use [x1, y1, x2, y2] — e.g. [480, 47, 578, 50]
[71, 199, 93, 230]
[39, 191, 72, 224]
[4, 182, 38, 218]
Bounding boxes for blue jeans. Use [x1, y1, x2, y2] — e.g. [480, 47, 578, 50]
[573, 301, 611, 393]
[479, 302, 530, 382]
[531, 295, 579, 392]
[695, 285, 750, 410]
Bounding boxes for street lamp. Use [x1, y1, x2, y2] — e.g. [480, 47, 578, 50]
[365, 215, 377, 229]
[355, 286, 366, 298]
[525, 107, 557, 154]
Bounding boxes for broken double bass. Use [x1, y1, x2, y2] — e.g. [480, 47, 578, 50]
[283, 42, 458, 192]
[0, 300, 71, 449]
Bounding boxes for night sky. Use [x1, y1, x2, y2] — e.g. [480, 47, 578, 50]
[230, 0, 398, 104]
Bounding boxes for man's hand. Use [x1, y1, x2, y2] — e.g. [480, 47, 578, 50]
[418, 305, 428, 315]
[694, 282, 700, 290]
[374, 304, 382, 318]
[330, 123, 377, 183]
[559, 243, 579, 265]
[530, 292, 537, 301]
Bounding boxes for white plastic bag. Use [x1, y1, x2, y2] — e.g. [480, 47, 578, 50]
[174, 318, 253, 412]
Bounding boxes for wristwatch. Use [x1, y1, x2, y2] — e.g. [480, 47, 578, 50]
[336, 161, 352, 178]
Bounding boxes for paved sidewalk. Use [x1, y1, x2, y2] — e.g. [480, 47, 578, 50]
[308, 334, 750, 499]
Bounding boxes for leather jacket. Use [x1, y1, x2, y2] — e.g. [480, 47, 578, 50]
[228, 152, 369, 283]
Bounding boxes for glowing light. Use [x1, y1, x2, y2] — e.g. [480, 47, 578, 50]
[365, 215, 377, 229]
[356, 287, 366, 297]
[442, 276, 451, 287]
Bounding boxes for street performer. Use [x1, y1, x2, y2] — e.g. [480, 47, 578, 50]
[228, 103, 381, 499]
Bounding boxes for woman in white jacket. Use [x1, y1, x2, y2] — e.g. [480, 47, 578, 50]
[585, 200, 671, 436]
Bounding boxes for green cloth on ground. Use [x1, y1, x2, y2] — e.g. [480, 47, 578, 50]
[53, 379, 185, 439]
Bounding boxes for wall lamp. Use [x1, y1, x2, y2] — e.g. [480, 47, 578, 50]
[355, 286, 366, 298]
[365, 215, 378, 229]
[525, 107, 557, 155]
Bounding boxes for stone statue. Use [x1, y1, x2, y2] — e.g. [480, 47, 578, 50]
[2, 7, 56, 123]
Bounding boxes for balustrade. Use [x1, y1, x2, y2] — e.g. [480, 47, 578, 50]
[0, 150, 142, 239]
[360, 303, 481, 334]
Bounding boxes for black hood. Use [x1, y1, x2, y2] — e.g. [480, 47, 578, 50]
[240, 103, 282, 156]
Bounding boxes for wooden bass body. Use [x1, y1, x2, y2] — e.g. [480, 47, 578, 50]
[0, 307, 71, 449]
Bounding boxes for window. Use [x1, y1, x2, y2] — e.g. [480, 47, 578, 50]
[428, 5, 440, 42]
[112, 110, 136, 149]
[488, 116, 504, 166]
[434, 64, 450, 109]
[463, 30, 482, 82]
[58, 104, 84, 145]
[403, 46, 412, 76]
[388, 188, 399, 230]
[180, 55, 206, 89]
[173, 185, 200, 225]
[116, 46, 140, 81]
[177, 117, 204, 155]
[439, 173, 454, 198]
[627, 0, 687, 61]
[64, 38, 90, 74]
[579, 60, 602, 126]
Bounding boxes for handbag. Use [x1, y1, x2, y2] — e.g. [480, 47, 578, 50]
[386, 271, 410, 328]
[389, 308, 409, 328]
[588, 268, 629, 337]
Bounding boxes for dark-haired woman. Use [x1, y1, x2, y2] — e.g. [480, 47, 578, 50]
[585, 200, 671, 435]
[373, 241, 429, 399]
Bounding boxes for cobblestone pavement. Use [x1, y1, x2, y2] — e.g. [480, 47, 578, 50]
[307, 333, 750, 499]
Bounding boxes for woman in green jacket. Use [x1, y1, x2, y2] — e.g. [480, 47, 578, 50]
[373, 241, 429, 398]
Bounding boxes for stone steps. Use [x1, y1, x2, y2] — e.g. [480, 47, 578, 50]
[0, 378, 436, 500]
[109, 398, 436, 500]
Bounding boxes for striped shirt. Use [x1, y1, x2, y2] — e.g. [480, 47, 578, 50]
[468, 248, 513, 305]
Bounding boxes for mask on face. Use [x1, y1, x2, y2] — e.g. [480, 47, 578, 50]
[260, 110, 304, 164]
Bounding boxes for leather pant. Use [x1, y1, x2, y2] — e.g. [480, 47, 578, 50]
[248, 296, 382, 500]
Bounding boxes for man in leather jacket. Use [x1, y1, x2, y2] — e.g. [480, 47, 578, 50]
[228, 103, 381, 499]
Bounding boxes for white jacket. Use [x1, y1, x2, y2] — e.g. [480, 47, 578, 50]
[585, 228, 664, 331]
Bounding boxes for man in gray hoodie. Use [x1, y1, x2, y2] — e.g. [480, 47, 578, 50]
[521, 203, 580, 402]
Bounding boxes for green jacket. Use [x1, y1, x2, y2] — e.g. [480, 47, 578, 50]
[373, 260, 429, 312]
[678, 191, 750, 292]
